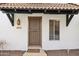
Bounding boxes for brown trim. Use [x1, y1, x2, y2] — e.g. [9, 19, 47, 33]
[0, 49, 79, 56]
[46, 49, 79, 56]
[0, 50, 26, 56]
[28, 16, 42, 47]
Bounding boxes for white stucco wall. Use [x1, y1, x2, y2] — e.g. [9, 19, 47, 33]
[0, 11, 79, 50]
[0, 11, 27, 50]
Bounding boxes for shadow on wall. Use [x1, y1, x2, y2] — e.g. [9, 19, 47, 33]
[0, 40, 8, 50]
[65, 14, 79, 49]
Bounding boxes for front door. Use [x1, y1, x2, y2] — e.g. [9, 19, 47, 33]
[28, 17, 42, 46]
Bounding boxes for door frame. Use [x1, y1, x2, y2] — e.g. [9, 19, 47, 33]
[28, 16, 42, 47]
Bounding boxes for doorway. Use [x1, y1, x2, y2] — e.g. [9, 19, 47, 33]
[28, 16, 42, 47]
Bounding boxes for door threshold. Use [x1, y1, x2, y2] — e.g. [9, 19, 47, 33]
[28, 45, 42, 49]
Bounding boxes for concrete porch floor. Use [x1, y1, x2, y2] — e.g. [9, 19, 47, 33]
[23, 49, 47, 56]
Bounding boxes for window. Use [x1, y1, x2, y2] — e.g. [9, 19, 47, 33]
[49, 20, 60, 40]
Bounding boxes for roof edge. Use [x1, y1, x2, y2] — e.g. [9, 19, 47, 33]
[68, 3, 79, 6]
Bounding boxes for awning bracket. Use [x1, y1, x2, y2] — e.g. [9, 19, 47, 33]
[6, 13, 14, 26]
[66, 14, 74, 26]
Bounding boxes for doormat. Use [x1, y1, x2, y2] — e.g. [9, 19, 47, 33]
[27, 49, 40, 53]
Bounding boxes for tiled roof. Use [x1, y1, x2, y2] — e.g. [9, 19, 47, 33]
[0, 3, 79, 10]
